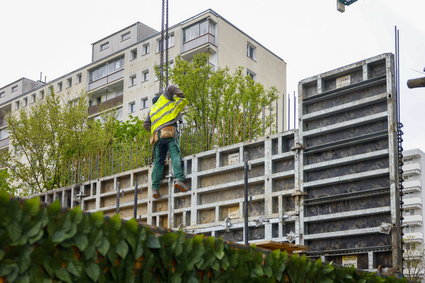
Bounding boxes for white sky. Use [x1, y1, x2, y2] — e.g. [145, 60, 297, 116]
[1, 0, 424, 151]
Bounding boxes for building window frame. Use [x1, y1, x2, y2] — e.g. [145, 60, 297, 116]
[140, 97, 148, 109]
[39, 90, 45, 100]
[157, 33, 175, 52]
[89, 56, 124, 83]
[0, 91, 4, 99]
[23, 97, 28, 107]
[100, 42, 109, 51]
[67, 77, 72, 88]
[121, 31, 131, 41]
[128, 101, 136, 114]
[247, 43, 256, 60]
[142, 70, 149, 82]
[130, 48, 138, 61]
[11, 85, 18, 93]
[57, 82, 63, 92]
[129, 75, 137, 87]
[247, 69, 256, 80]
[183, 18, 216, 43]
[76, 73, 82, 84]
[15, 101, 20, 110]
[142, 43, 150, 55]
[30, 93, 36, 104]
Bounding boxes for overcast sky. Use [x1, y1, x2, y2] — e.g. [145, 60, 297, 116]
[1, 0, 424, 151]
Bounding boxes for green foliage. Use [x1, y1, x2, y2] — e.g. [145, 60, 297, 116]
[0, 193, 407, 282]
[4, 92, 153, 194]
[4, 92, 116, 194]
[168, 53, 278, 153]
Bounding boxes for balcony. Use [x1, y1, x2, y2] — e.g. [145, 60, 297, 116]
[403, 163, 421, 175]
[88, 69, 124, 91]
[404, 180, 421, 193]
[403, 232, 424, 243]
[88, 95, 123, 116]
[404, 215, 423, 225]
[181, 33, 216, 60]
[403, 197, 422, 209]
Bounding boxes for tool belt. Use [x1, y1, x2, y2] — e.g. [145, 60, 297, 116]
[150, 126, 176, 145]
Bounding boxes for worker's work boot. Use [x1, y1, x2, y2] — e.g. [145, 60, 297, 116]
[152, 190, 160, 199]
[174, 180, 189, 192]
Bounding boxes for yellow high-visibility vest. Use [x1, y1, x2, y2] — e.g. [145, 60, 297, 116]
[149, 95, 188, 134]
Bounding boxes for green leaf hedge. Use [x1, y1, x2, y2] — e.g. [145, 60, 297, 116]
[0, 193, 407, 282]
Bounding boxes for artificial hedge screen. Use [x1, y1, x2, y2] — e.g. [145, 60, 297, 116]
[0, 193, 406, 282]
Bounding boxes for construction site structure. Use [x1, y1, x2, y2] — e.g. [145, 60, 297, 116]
[33, 53, 401, 272]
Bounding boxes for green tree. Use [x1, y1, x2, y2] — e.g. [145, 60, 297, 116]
[4, 92, 115, 195]
[162, 53, 278, 153]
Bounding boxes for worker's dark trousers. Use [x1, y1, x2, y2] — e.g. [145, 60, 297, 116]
[151, 134, 184, 191]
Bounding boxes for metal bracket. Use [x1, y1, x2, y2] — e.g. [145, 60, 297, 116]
[291, 142, 304, 151]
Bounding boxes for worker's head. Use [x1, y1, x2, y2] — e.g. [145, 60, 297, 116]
[164, 85, 183, 97]
[152, 96, 159, 105]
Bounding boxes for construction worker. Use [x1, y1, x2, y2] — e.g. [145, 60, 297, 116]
[143, 85, 190, 199]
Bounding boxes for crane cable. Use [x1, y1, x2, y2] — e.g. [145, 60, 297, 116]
[159, 0, 169, 94]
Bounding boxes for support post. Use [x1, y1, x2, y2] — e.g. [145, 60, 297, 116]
[116, 181, 120, 215]
[133, 179, 138, 219]
[244, 151, 249, 245]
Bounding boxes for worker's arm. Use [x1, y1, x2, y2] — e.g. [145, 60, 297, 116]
[143, 114, 151, 131]
[164, 85, 185, 100]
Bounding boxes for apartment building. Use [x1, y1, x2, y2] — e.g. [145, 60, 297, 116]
[0, 9, 287, 155]
[402, 148, 425, 278]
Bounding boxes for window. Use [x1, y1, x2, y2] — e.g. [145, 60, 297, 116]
[142, 70, 149, 82]
[89, 57, 124, 82]
[96, 96, 102, 104]
[67, 77, 72, 88]
[30, 93, 36, 104]
[141, 97, 148, 109]
[247, 43, 256, 60]
[23, 97, 28, 107]
[39, 90, 44, 100]
[183, 19, 216, 43]
[128, 101, 136, 113]
[76, 73, 82, 83]
[15, 101, 20, 110]
[57, 82, 63, 92]
[0, 92, 4, 98]
[121, 31, 131, 41]
[142, 43, 150, 55]
[129, 75, 136, 87]
[247, 69, 256, 80]
[130, 48, 137, 60]
[12, 85, 18, 92]
[157, 34, 174, 52]
[100, 42, 109, 51]
[140, 98, 148, 109]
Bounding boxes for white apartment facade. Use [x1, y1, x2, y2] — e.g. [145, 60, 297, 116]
[0, 9, 287, 156]
[402, 148, 425, 279]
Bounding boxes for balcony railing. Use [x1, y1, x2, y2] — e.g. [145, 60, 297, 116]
[88, 69, 124, 91]
[88, 95, 123, 116]
[182, 33, 216, 54]
[403, 215, 423, 225]
[404, 180, 421, 192]
[403, 163, 421, 174]
[403, 197, 422, 209]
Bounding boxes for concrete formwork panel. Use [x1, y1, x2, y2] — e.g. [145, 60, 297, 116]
[32, 53, 400, 272]
[298, 53, 400, 271]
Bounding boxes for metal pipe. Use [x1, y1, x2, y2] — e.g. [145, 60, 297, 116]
[116, 180, 120, 215]
[133, 179, 138, 219]
[243, 151, 249, 245]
